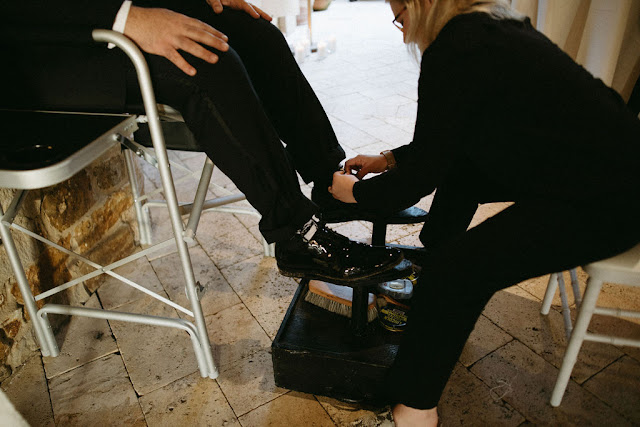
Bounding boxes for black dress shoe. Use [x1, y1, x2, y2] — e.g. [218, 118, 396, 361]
[276, 221, 404, 284]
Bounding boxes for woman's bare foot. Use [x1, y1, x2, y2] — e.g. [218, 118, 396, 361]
[392, 404, 438, 427]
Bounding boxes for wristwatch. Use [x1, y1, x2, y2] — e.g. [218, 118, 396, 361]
[380, 150, 397, 170]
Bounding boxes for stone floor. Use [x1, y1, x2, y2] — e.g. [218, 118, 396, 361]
[3, 1, 640, 426]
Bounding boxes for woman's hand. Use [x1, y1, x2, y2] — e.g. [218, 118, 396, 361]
[125, 6, 229, 76]
[206, 0, 272, 21]
[344, 154, 388, 179]
[328, 171, 359, 203]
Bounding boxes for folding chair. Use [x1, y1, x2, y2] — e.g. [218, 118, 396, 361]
[0, 30, 267, 380]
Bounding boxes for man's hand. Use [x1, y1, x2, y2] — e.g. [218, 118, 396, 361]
[206, 0, 272, 21]
[124, 6, 230, 76]
[328, 171, 358, 204]
[344, 154, 388, 179]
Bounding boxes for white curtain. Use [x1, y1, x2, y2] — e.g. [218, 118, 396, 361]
[512, 0, 640, 101]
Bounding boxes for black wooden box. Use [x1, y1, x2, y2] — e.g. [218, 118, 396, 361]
[272, 280, 404, 404]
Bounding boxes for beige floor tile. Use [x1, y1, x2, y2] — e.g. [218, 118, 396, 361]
[238, 391, 334, 427]
[470, 340, 632, 426]
[583, 356, 640, 424]
[1, 355, 54, 427]
[330, 221, 373, 244]
[48, 353, 145, 426]
[589, 315, 640, 362]
[220, 255, 299, 338]
[483, 285, 623, 383]
[196, 206, 250, 241]
[198, 224, 263, 270]
[315, 397, 382, 426]
[216, 350, 287, 417]
[459, 315, 512, 367]
[140, 372, 239, 427]
[206, 303, 272, 370]
[108, 295, 199, 395]
[439, 364, 525, 426]
[42, 294, 118, 379]
[151, 246, 241, 318]
[98, 255, 165, 310]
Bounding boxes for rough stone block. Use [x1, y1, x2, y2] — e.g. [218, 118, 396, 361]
[41, 170, 94, 233]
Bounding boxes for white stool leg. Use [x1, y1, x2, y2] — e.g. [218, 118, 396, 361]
[569, 268, 582, 308]
[550, 277, 602, 407]
[541, 273, 558, 315]
[557, 273, 573, 338]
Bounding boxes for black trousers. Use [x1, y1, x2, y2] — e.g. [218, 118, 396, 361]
[126, 7, 345, 243]
[388, 165, 640, 409]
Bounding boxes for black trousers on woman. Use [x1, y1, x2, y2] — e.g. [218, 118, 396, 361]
[126, 7, 345, 243]
[388, 164, 640, 409]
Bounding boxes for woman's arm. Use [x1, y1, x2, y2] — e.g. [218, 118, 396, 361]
[351, 43, 480, 211]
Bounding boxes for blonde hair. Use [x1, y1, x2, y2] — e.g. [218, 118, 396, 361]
[397, 0, 524, 55]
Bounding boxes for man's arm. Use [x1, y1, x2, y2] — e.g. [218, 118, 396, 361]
[4, 0, 125, 30]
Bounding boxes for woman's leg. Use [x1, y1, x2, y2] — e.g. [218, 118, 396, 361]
[390, 198, 640, 412]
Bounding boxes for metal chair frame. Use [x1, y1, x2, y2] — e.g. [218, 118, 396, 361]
[0, 30, 271, 380]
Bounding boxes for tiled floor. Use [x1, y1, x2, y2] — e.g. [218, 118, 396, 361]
[3, 1, 640, 425]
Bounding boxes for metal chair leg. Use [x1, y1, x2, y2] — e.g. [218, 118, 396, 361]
[124, 148, 153, 245]
[0, 199, 58, 357]
[94, 29, 218, 379]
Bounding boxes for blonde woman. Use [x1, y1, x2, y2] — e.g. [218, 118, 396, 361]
[330, 0, 640, 425]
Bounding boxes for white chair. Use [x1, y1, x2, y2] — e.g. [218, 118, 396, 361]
[541, 268, 582, 338]
[547, 245, 640, 406]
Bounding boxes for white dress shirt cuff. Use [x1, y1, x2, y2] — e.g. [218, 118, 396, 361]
[108, 0, 133, 49]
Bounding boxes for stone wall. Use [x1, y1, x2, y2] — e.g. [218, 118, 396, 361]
[0, 146, 140, 381]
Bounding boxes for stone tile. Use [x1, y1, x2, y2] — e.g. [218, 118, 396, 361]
[483, 285, 623, 383]
[48, 353, 145, 426]
[518, 269, 586, 310]
[238, 391, 335, 427]
[151, 246, 241, 318]
[439, 364, 525, 426]
[205, 303, 272, 370]
[587, 283, 640, 361]
[198, 223, 264, 270]
[143, 208, 196, 261]
[220, 256, 298, 339]
[140, 372, 239, 427]
[216, 350, 288, 417]
[196, 205, 249, 241]
[471, 340, 632, 426]
[384, 223, 423, 245]
[459, 315, 513, 367]
[43, 294, 118, 379]
[316, 397, 382, 426]
[583, 356, 640, 424]
[108, 295, 199, 395]
[98, 255, 165, 310]
[329, 220, 372, 244]
[1, 355, 55, 427]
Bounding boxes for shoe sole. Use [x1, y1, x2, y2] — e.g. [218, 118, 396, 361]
[278, 257, 412, 287]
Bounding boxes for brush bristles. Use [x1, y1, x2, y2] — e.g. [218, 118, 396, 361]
[305, 290, 378, 322]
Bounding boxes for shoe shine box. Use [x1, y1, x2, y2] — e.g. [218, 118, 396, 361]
[272, 279, 403, 404]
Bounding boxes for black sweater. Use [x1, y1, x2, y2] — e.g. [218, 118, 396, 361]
[353, 12, 640, 209]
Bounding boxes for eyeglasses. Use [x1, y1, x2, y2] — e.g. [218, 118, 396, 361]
[392, 7, 407, 30]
